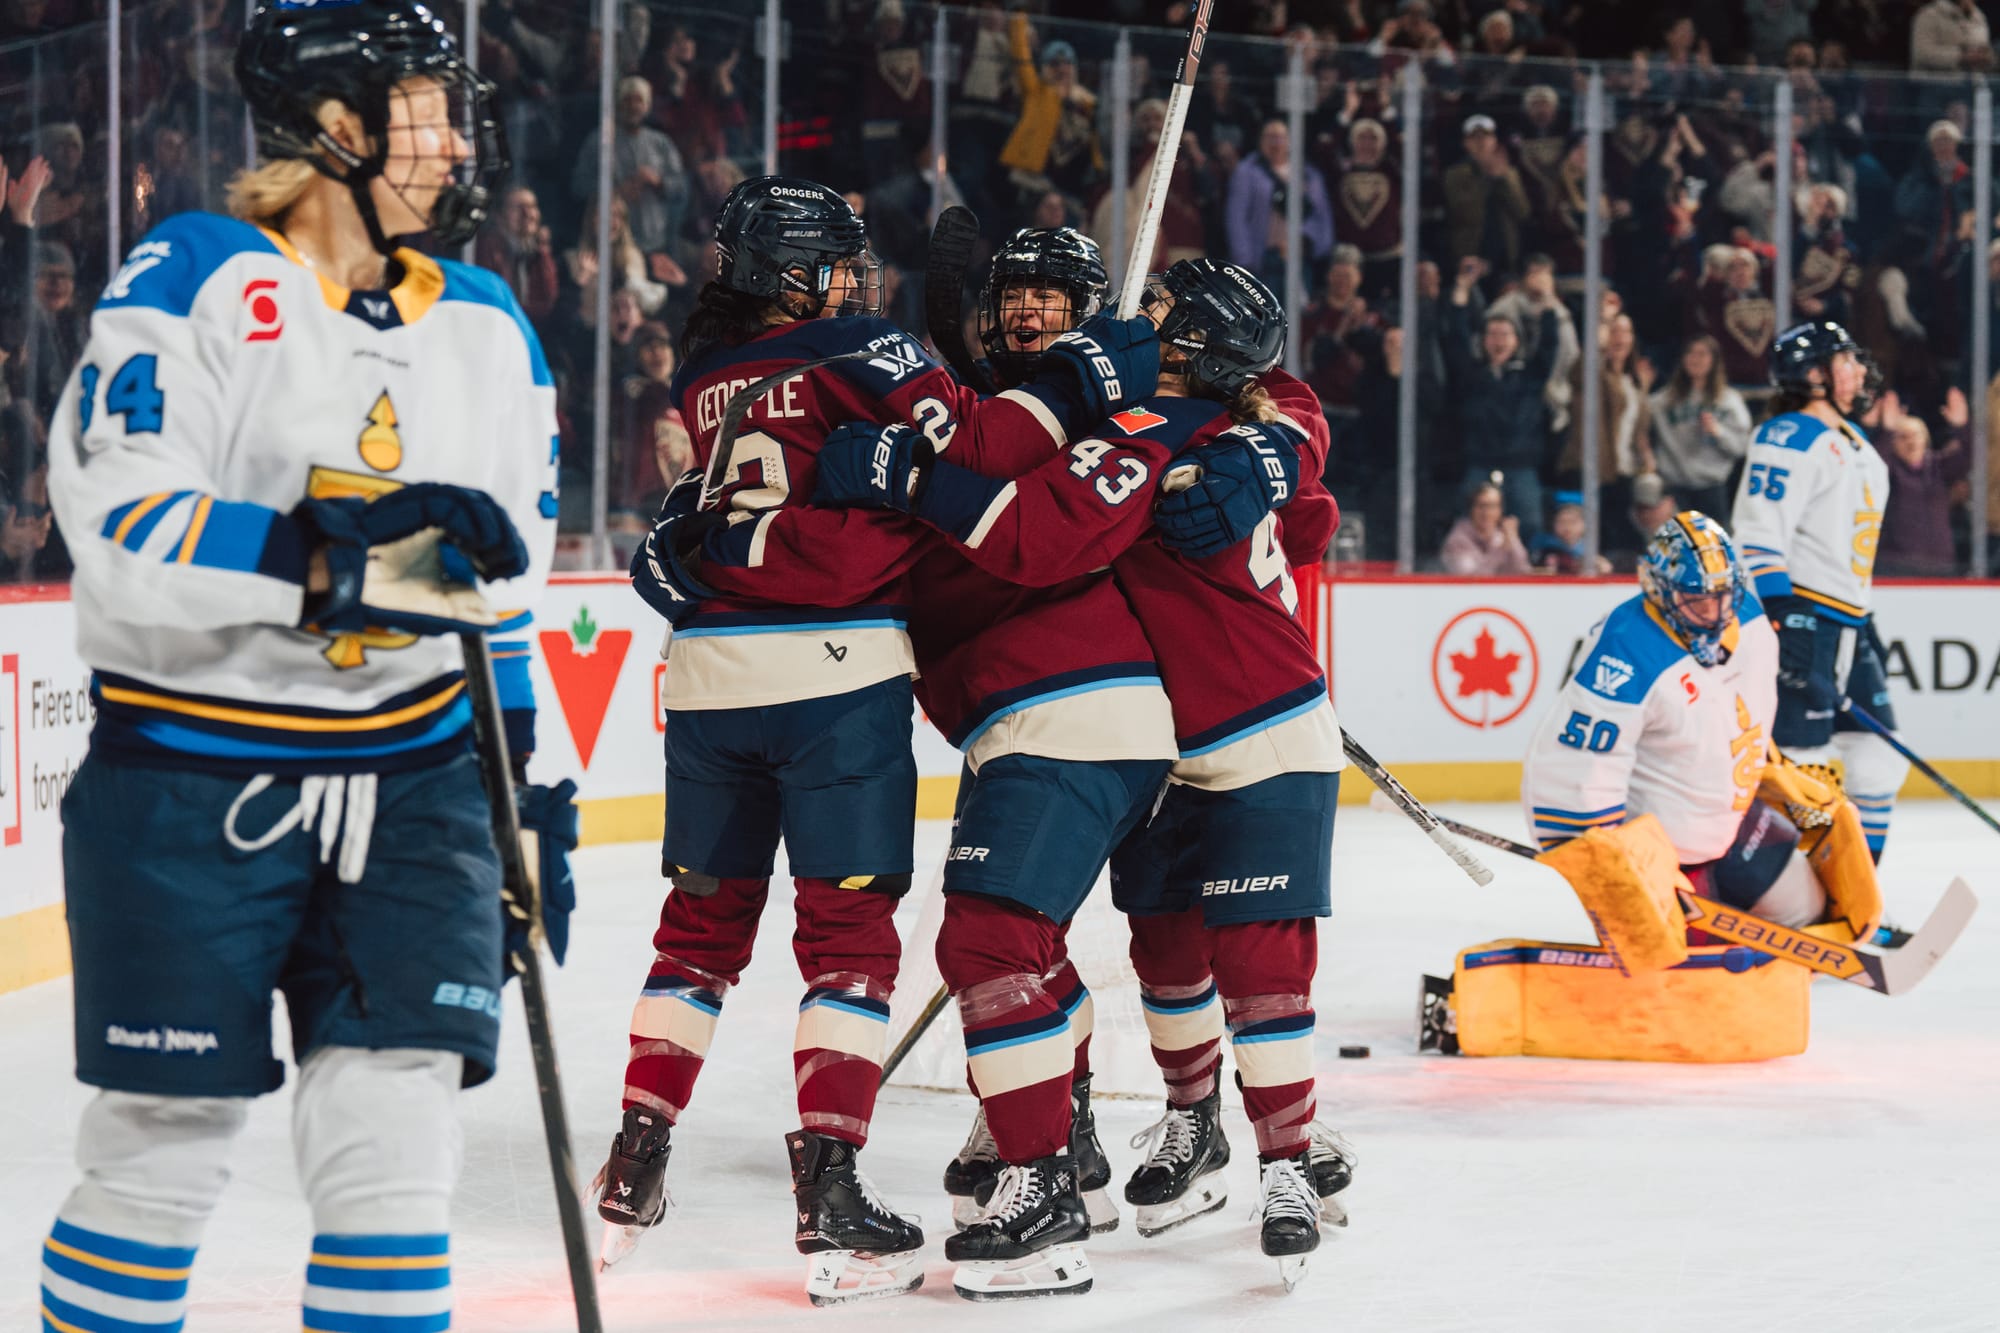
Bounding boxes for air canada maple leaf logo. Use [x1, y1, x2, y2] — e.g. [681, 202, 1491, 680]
[1430, 608, 1539, 728]
[540, 606, 631, 768]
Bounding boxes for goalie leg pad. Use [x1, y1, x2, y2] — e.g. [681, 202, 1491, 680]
[1446, 938, 1810, 1062]
[1535, 814, 1693, 972]
[1756, 750, 1882, 940]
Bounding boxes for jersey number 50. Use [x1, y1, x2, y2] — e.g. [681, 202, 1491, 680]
[1557, 710, 1620, 753]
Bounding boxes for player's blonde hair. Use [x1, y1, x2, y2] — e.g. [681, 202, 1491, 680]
[1229, 380, 1281, 424]
[226, 96, 349, 225]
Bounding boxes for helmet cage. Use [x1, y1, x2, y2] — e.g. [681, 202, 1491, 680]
[977, 227, 1108, 382]
[1638, 511, 1747, 667]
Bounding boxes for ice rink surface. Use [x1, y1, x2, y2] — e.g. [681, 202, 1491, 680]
[5, 801, 1996, 1333]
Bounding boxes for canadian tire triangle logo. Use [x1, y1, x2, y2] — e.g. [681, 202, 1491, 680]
[540, 606, 631, 768]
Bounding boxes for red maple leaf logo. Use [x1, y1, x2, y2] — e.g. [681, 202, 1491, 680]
[1448, 627, 1520, 699]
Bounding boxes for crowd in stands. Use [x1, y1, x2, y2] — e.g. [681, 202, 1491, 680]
[4, 0, 2000, 580]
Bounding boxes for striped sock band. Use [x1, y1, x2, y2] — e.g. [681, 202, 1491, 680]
[794, 972, 892, 1143]
[1140, 978, 1224, 1106]
[1225, 994, 1317, 1158]
[1851, 792, 1895, 858]
[40, 1219, 195, 1333]
[303, 1234, 451, 1332]
[625, 956, 731, 1120]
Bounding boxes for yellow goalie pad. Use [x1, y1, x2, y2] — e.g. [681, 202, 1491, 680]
[1759, 753, 1882, 941]
[1535, 814, 1693, 973]
[1448, 938, 1811, 1062]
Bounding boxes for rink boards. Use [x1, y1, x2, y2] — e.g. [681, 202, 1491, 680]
[4, 573, 1998, 993]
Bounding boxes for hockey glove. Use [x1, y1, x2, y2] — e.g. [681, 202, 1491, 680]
[295, 483, 529, 637]
[812, 421, 937, 512]
[1036, 314, 1161, 421]
[506, 777, 580, 974]
[631, 472, 723, 627]
[1767, 595, 1839, 712]
[1151, 419, 1307, 559]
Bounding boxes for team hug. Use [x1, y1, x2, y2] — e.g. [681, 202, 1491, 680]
[31, 1, 1943, 1327]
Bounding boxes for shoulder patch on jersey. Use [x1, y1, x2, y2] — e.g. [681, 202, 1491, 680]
[97, 212, 279, 318]
[438, 259, 553, 388]
[1108, 406, 1170, 434]
[1573, 597, 1687, 705]
[1753, 412, 1821, 453]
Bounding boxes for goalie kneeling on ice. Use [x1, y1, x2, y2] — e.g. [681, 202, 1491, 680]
[1427, 938, 1810, 1062]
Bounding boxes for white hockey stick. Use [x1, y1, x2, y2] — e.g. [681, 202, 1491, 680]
[1114, 0, 1217, 318]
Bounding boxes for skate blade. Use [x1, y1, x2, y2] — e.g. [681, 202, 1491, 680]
[1132, 1173, 1228, 1238]
[597, 1219, 646, 1272]
[952, 1245, 1094, 1300]
[950, 1193, 986, 1230]
[1319, 1193, 1349, 1227]
[805, 1248, 925, 1306]
[1083, 1186, 1121, 1234]
[1277, 1253, 1309, 1293]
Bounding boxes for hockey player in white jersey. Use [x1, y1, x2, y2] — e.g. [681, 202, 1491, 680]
[1522, 513, 1839, 925]
[1732, 322, 1908, 867]
[38, 5, 566, 1332]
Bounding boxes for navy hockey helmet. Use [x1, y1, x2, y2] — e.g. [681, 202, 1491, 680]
[236, 0, 507, 249]
[978, 227, 1109, 383]
[1769, 318, 1879, 415]
[1638, 510, 1746, 667]
[713, 176, 882, 318]
[1146, 259, 1288, 399]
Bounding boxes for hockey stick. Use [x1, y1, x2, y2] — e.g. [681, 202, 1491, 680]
[1840, 699, 2000, 839]
[880, 984, 951, 1086]
[1341, 729, 1495, 885]
[925, 205, 996, 394]
[1371, 798, 1978, 996]
[698, 350, 880, 510]
[460, 634, 605, 1333]
[1114, 0, 1216, 318]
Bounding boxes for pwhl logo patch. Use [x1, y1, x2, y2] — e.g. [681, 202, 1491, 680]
[1430, 607, 1539, 728]
[540, 606, 631, 768]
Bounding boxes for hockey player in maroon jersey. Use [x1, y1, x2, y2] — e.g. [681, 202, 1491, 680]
[602, 177, 1158, 1304]
[811, 259, 1354, 1289]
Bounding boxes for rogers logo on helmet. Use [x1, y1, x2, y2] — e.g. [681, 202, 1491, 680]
[770, 186, 827, 201]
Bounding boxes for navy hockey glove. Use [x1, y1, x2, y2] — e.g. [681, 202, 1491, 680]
[631, 472, 723, 626]
[506, 778, 579, 974]
[295, 483, 529, 637]
[813, 421, 936, 512]
[1767, 595, 1839, 712]
[1037, 314, 1161, 421]
[1151, 420, 1307, 559]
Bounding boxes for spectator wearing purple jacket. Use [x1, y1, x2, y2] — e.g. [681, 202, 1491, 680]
[1225, 118, 1334, 296]
[1876, 389, 1972, 576]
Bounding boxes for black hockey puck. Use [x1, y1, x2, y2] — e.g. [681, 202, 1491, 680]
[1338, 1044, 1371, 1058]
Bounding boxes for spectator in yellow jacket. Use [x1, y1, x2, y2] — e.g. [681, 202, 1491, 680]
[1000, 13, 1103, 212]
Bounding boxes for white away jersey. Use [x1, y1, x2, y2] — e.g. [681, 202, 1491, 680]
[1731, 409, 1888, 625]
[1522, 593, 1778, 864]
[47, 212, 558, 774]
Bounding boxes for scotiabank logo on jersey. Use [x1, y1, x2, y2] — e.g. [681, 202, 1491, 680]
[1431, 607, 1539, 729]
[540, 606, 631, 769]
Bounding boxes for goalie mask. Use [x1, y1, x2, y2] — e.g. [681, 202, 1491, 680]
[713, 176, 884, 320]
[977, 227, 1108, 385]
[237, 0, 507, 251]
[1639, 510, 1747, 668]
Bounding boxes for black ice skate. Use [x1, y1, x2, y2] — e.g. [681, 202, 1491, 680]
[1123, 1087, 1230, 1236]
[1068, 1074, 1119, 1234]
[1418, 973, 1460, 1055]
[786, 1130, 925, 1306]
[946, 1152, 1093, 1300]
[1256, 1150, 1321, 1292]
[590, 1106, 673, 1271]
[943, 1105, 1002, 1229]
[1304, 1121, 1357, 1227]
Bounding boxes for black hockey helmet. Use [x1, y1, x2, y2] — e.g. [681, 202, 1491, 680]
[236, 0, 507, 250]
[977, 226, 1110, 383]
[1146, 258, 1288, 398]
[713, 176, 882, 318]
[1770, 318, 1879, 415]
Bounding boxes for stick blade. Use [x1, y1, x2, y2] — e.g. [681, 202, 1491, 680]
[1879, 877, 1980, 995]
